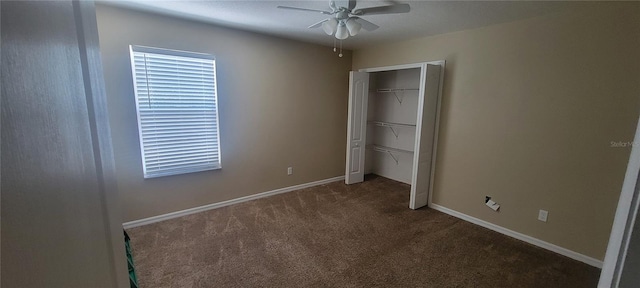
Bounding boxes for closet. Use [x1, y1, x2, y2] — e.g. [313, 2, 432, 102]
[345, 61, 444, 209]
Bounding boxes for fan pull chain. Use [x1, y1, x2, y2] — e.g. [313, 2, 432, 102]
[333, 37, 337, 53]
[339, 40, 343, 58]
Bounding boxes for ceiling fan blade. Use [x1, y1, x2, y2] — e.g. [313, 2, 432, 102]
[352, 3, 410, 16]
[308, 19, 328, 29]
[353, 17, 379, 31]
[348, 0, 357, 10]
[277, 6, 333, 15]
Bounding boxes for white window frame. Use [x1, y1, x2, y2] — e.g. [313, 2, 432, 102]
[129, 45, 222, 178]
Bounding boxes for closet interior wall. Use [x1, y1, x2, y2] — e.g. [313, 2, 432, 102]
[365, 68, 421, 184]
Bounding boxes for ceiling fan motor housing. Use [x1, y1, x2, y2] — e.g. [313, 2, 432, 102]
[336, 10, 350, 21]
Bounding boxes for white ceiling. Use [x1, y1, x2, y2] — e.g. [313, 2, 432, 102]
[100, 0, 594, 50]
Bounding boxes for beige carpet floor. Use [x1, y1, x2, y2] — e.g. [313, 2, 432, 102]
[127, 175, 600, 287]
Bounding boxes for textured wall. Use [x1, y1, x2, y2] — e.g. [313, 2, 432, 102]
[353, 3, 640, 260]
[2, 1, 125, 286]
[96, 5, 352, 222]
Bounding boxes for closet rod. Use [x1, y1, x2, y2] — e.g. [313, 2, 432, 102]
[368, 121, 416, 128]
[376, 88, 419, 92]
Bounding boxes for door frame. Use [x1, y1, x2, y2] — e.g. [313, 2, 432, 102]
[358, 61, 446, 209]
[599, 115, 640, 287]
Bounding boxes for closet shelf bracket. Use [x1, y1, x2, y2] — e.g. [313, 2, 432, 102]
[386, 125, 399, 138]
[375, 88, 419, 105]
[393, 92, 404, 104]
[369, 121, 417, 138]
[370, 121, 398, 137]
[386, 150, 399, 165]
[368, 145, 413, 165]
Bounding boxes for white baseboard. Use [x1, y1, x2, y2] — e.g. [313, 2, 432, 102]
[123, 176, 345, 229]
[122, 177, 602, 268]
[429, 203, 603, 268]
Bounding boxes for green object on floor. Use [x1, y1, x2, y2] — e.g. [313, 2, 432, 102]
[124, 231, 139, 288]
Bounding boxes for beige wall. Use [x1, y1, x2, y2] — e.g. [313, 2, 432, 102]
[353, 3, 640, 260]
[98, 2, 639, 261]
[96, 5, 352, 222]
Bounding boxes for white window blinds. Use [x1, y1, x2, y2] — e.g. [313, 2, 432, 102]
[129, 45, 221, 178]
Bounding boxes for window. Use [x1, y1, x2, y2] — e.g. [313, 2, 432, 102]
[129, 45, 221, 178]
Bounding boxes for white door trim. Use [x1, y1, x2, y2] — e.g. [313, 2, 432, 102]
[359, 62, 424, 73]
[599, 116, 640, 287]
[358, 61, 445, 209]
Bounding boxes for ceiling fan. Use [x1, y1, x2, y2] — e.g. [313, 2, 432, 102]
[277, 0, 411, 42]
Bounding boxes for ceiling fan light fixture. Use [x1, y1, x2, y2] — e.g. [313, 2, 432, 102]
[322, 18, 338, 35]
[346, 18, 361, 36]
[335, 22, 348, 40]
[277, 0, 412, 57]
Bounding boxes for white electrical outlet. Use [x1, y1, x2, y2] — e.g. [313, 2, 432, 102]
[287, 167, 293, 175]
[538, 210, 549, 222]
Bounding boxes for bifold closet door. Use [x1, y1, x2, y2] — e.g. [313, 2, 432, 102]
[410, 64, 442, 209]
[345, 71, 369, 184]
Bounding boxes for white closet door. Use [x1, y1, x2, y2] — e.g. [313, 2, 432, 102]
[345, 71, 370, 184]
[410, 64, 442, 209]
